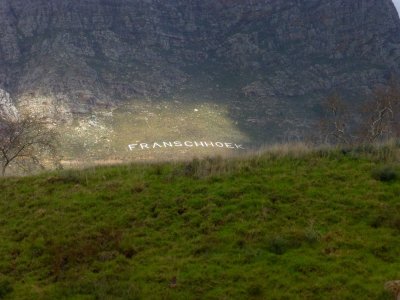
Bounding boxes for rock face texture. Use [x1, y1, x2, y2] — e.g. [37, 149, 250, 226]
[0, 0, 399, 139]
[0, 89, 18, 121]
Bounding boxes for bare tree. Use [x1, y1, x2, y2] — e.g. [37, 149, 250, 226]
[318, 93, 352, 145]
[359, 80, 400, 144]
[316, 77, 400, 146]
[0, 115, 60, 176]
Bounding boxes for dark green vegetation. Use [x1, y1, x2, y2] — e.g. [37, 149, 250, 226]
[0, 146, 400, 299]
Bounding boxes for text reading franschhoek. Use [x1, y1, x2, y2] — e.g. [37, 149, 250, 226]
[128, 141, 245, 151]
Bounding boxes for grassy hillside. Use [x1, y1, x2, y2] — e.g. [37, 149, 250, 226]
[0, 145, 400, 299]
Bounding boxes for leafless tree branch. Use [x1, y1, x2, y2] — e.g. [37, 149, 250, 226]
[0, 114, 60, 176]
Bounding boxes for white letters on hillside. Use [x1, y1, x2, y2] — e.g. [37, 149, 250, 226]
[128, 141, 245, 151]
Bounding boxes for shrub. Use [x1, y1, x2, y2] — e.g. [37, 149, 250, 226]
[372, 166, 398, 182]
[0, 275, 12, 298]
[247, 284, 263, 297]
[267, 236, 288, 255]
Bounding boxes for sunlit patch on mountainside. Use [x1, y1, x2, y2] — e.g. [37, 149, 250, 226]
[59, 100, 250, 164]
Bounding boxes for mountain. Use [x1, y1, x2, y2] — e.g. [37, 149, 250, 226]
[0, 0, 400, 155]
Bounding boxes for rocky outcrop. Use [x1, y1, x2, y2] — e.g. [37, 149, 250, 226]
[0, 0, 399, 139]
[0, 89, 18, 121]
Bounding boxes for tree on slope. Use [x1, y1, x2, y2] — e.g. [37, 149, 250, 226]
[358, 80, 400, 144]
[0, 115, 60, 176]
[317, 78, 400, 146]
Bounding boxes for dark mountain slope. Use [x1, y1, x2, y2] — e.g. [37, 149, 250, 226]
[0, 0, 399, 143]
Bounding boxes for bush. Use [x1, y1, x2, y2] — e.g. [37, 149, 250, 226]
[267, 236, 288, 255]
[372, 166, 398, 182]
[247, 284, 263, 297]
[0, 275, 13, 298]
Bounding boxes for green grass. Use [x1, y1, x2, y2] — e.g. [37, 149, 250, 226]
[0, 146, 400, 299]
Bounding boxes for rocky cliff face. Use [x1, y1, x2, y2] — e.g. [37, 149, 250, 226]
[0, 89, 18, 121]
[0, 0, 399, 141]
